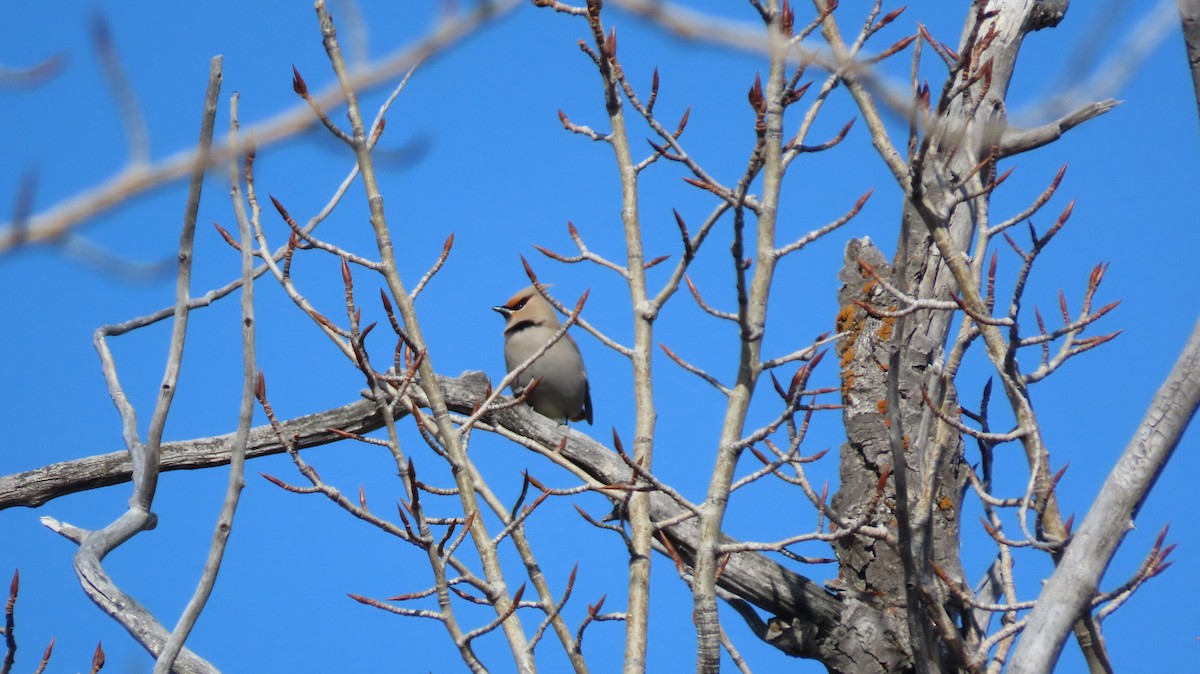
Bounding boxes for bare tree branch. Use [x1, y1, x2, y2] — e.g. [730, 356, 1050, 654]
[154, 89, 259, 674]
[1008, 318, 1200, 673]
[42, 55, 226, 674]
[0, 0, 519, 253]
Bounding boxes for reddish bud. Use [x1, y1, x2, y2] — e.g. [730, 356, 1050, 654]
[788, 80, 812, 104]
[92, 642, 106, 673]
[525, 472, 547, 491]
[573, 288, 590, 314]
[1089, 262, 1109, 290]
[519, 254, 541, 286]
[980, 517, 997, 537]
[992, 166, 1015, 189]
[873, 34, 917, 62]
[213, 222, 242, 251]
[1153, 523, 1170, 550]
[268, 194, 290, 220]
[590, 594, 607, 615]
[674, 107, 691, 137]
[644, 254, 670, 269]
[875, 5, 906, 30]
[748, 72, 764, 113]
[1150, 561, 1174, 577]
[1051, 462, 1069, 487]
[291, 65, 308, 97]
[769, 370, 786, 399]
[1057, 199, 1076, 227]
[611, 428, 626, 456]
[917, 22, 935, 45]
[788, 364, 808, 400]
[673, 209, 690, 238]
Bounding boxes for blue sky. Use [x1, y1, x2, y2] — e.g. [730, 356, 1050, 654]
[1, 1, 1197, 672]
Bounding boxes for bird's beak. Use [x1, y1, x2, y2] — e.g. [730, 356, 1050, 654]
[492, 305, 511, 318]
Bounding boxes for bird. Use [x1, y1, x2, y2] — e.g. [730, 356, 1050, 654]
[493, 286, 593, 425]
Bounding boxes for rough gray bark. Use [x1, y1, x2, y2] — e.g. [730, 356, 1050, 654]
[833, 238, 948, 672]
[827, 1, 1101, 671]
[0, 399, 385, 510]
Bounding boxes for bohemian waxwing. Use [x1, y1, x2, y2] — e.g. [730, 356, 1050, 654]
[493, 286, 593, 425]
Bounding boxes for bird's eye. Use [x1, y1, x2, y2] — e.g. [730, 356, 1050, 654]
[514, 298, 528, 310]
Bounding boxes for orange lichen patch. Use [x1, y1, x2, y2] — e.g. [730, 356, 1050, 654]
[937, 495, 954, 511]
[837, 304, 865, 377]
[840, 345, 857, 369]
[877, 313, 896, 340]
[841, 372, 856, 398]
[835, 303, 861, 335]
[903, 435, 910, 451]
[876, 399, 888, 415]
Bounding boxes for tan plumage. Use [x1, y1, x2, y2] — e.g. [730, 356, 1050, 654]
[493, 286, 593, 425]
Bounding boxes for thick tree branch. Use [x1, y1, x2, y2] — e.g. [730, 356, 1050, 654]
[999, 99, 1119, 157]
[0, 397, 384, 510]
[3, 371, 845, 659]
